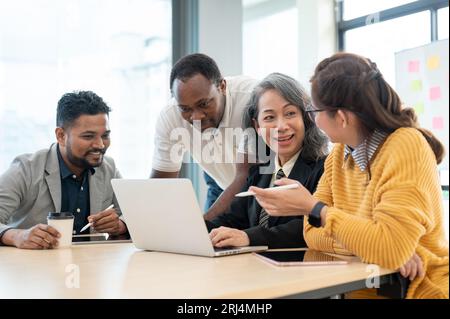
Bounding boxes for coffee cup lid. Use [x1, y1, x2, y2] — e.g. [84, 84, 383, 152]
[47, 212, 74, 219]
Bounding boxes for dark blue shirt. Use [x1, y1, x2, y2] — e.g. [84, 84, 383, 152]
[57, 146, 95, 235]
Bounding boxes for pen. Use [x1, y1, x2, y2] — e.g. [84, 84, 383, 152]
[235, 183, 299, 197]
[79, 204, 114, 233]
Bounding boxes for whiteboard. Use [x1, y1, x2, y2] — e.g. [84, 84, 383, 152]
[395, 39, 449, 186]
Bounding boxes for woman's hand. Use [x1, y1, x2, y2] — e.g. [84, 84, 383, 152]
[209, 226, 250, 248]
[399, 253, 425, 281]
[249, 178, 318, 216]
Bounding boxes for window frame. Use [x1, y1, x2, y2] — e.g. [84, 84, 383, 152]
[337, 0, 449, 51]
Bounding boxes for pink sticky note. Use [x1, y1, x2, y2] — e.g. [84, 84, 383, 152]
[430, 86, 441, 100]
[432, 117, 444, 130]
[408, 60, 420, 72]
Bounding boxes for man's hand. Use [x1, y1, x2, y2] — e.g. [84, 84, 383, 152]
[209, 226, 250, 248]
[399, 253, 425, 281]
[88, 207, 127, 235]
[2, 224, 60, 249]
[204, 160, 250, 221]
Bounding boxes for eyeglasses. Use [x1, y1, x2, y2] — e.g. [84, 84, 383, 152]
[304, 105, 337, 120]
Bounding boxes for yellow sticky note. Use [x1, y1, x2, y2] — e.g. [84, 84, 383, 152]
[414, 102, 424, 114]
[410, 80, 422, 92]
[427, 55, 440, 70]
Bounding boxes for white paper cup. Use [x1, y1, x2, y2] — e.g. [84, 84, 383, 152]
[47, 212, 74, 248]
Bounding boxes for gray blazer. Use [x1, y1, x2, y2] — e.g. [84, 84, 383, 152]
[0, 143, 122, 237]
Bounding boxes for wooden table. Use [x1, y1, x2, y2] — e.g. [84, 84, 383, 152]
[0, 243, 397, 298]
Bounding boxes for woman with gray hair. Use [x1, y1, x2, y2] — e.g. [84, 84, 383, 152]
[206, 73, 328, 248]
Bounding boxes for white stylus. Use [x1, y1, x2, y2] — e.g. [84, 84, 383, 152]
[235, 183, 299, 197]
[79, 204, 114, 233]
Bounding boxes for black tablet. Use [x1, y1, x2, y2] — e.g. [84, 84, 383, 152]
[72, 233, 132, 245]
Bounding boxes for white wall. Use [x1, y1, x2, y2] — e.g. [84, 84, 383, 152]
[297, 0, 336, 89]
[197, 0, 244, 208]
[198, 0, 243, 76]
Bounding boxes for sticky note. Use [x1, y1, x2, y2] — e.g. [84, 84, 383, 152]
[413, 102, 424, 114]
[408, 60, 420, 72]
[432, 117, 444, 130]
[427, 56, 440, 70]
[410, 80, 422, 92]
[430, 86, 441, 100]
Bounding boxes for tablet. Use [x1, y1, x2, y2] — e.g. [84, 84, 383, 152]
[254, 249, 349, 266]
[72, 233, 132, 245]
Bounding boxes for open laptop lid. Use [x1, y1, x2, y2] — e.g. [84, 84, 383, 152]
[111, 179, 267, 257]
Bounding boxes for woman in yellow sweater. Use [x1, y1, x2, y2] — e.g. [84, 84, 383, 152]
[249, 52, 448, 299]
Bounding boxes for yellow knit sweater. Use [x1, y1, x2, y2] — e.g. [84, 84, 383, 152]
[304, 128, 449, 299]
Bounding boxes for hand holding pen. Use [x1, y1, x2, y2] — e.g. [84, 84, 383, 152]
[81, 204, 127, 235]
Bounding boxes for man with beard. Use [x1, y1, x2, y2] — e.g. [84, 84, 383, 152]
[0, 91, 127, 249]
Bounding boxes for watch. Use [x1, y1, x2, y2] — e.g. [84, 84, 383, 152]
[308, 201, 326, 228]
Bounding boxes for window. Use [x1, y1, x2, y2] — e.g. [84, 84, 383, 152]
[343, 0, 418, 20]
[242, 0, 298, 80]
[345, 11, 430, 85]
[438, 6, 449, 39]
[0, 0, 172, 178]
[339, 1, 449, 52]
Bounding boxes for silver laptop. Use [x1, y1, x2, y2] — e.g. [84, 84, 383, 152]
[111, 179, 268, 257]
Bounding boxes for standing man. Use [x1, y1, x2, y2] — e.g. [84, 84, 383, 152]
[151, 53, 258, 220]
[0, 91, 127, 249]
